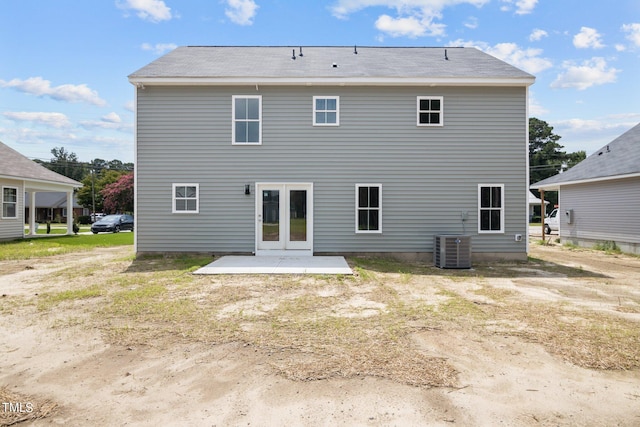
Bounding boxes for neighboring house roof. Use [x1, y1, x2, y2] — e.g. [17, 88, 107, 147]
[129, 46, 535, 86]
[528, 191, 549, 205]
[0, 141, 82, 188]
[24, 192, 82, 209]
[531, 123, 640, 190]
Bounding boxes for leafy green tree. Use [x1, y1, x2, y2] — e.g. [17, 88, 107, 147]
[76, 169, 128, 213]
[46, 147, 86, 181]
[529, 117, 586, 213]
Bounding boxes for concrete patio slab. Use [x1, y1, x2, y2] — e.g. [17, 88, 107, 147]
[193, 256, 353, 275]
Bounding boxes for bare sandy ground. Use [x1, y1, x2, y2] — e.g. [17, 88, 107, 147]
[1, 242, 639, 426]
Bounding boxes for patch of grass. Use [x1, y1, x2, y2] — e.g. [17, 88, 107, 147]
[0, 233, 133, 260]
[436, 289, 488, 321]
[488, 302, 640, 370]
[37, 285, 103, 311]
[593, 240, 622, 254]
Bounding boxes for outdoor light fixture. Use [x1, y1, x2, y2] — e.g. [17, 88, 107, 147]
[244, 184, 251, 195]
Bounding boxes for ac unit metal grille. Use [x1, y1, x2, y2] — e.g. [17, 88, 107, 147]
[434, 235, 471, 269]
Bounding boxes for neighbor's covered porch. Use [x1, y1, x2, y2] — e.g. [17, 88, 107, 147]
[24, 180, 77, 237]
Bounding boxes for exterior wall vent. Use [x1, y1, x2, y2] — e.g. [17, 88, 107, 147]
[434, 235, 471, 269]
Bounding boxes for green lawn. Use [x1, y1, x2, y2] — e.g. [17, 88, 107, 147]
[0, 232, 133, 260]
[24, 224, 92, 235]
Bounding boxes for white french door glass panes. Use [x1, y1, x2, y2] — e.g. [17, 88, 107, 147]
[256, 183, 313, 253]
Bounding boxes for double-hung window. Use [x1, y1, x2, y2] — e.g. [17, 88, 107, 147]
[173, 184, 199, 214]
[2, 187, 17, 219]
[313, 96, 339, 126]
[417, 96, 443, 126]
[478, 184, 504, 233]
[356, 184, 382, 233]
[232, 95, 262, 144]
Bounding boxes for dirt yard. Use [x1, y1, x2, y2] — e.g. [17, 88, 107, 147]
[1, 241, 639, 426]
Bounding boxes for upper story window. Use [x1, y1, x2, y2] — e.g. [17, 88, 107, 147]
[356, 184, 382, 233]
[417, 96, 443, 126]
[173, 183, 199, 214]
[2, 187, 18, 219]
[233, 95, 262, 144]
[478, 184, 504, 233]
[313, 96, 340, 126]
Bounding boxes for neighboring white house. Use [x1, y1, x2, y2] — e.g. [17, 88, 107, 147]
[531, 123, 640, 254]
[0, 142, 82, 240]
[129, 46, 535, 261]
[528, 191, 549, 222]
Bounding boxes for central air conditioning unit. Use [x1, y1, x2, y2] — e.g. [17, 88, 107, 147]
[434, 235, 471, 269]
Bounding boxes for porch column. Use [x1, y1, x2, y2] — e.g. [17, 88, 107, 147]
[66, 191, 74, 235]
[540, 189, 545, 240]
[29, 191, 37, 236]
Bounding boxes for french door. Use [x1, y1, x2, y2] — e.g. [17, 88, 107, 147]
[256, 183, 313, 255]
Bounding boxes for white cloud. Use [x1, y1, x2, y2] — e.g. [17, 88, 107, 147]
[102, 112, 122, 124]
[486, 43, 552, 74]
[573, 27, 605, 49]
[0, 77, 106, 107]
[141, 42, 177, 55]
[124, 100, 135, 112]
[225, 0, 259, 26]
[464, 16, 478, 29]
[529, 28, 547, 42]
[331, 0, 488, 38]
[116, 0, 173, 23]
[79, 112, 133, 132]
[551, 57, 619, 90]
[500, 0, 538, 15]
[2, 112, 71, 129]
[375, 14, 445, 38]
[528, 93, 548, 116]
[622, 23, 640, 47]
[449, 39, 552, 74]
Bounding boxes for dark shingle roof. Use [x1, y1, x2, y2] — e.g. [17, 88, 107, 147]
[129, 46, 534, 83]
[531, 123, 640, 189]
[0, 142, 82, 187]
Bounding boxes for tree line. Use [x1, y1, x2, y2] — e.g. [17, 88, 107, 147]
[36, 147, 134, 214]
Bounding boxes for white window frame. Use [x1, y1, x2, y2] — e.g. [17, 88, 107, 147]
[313, 96, 340, 126]
[172, 183, 200, 214]
[355, 184, 382, 234]
[1, 186, 18, 219]
[478, 184, 505, 234]
[232, 95, 262, 145]
[416, 96, 444, 127]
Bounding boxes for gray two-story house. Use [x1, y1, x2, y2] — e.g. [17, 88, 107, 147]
[129, 46, 534, 260]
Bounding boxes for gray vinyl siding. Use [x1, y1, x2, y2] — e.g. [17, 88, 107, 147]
[0, 179, 24, 241]
[559, 177, 640, 246]
[136, 85, 528, 255]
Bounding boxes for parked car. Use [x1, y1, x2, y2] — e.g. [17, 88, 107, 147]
[91, 214, 134, 234]
[544, 209, 559, 235]
[90, 213, 105, 222]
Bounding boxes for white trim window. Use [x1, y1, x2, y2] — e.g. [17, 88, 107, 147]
[313, 96, 339, 126]
[232, 95, 262, 144]
[2, 186, 18, 219]
[478, 184, 504, 233]
[356, 184, 382, 233]
[417, 96, 443, 126]
[173, 184, 199, 214]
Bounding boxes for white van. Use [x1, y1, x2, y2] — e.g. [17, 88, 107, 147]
[544, 209, 559, 235]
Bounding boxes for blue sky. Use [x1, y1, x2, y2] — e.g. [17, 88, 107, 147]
[1, 0, 639, 164]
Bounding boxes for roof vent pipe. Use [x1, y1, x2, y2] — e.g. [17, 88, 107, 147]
[354, 45, 358, 54]
[291, 49, 296, 60]
[444, 49, 449, 60]
[299, 47, 303, 57]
